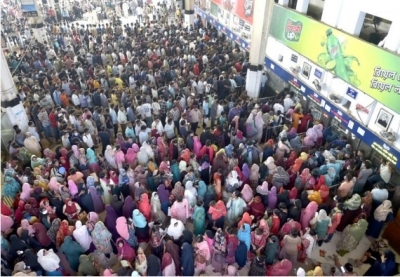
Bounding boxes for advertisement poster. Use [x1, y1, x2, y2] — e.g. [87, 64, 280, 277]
[269, 5, 400, 114]
[21, 0, 38, 16]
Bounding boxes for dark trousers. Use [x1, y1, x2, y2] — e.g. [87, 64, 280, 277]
[191, 122, 198, 134]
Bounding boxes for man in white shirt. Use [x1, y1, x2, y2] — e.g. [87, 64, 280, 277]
[118, 106, 128, 135]
[283, 94, 295, 112]
[82, 128, 95, 149]
[138, 125, 150, 145]
[28, 121, 41, 142]
[167, 218, 185, 240]
[273, 101, 285, 114]
[141, 101, 152, 127]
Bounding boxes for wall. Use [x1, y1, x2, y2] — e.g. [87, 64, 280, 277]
[265, 36, 400, 150]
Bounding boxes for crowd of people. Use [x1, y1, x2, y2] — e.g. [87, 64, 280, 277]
[2, 1, 400, 276]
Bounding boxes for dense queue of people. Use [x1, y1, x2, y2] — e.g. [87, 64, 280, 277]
[2, 2, 400, 276]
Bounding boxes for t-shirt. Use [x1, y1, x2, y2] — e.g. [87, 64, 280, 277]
[142, 103, 152, 117]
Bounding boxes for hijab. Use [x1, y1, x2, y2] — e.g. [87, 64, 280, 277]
[237, 223, 251, 250]
[344, 194, 362, 210]
[241, 184, 253, 202]
[37, 249, 60, 272]
[256, 181, 269, 195]
[242, 163, 250, 180]
[116, 216, 130, 240]
[374, 200, 392, 222]
[132, 209, 147, 228]
[147, 254, 161, 276]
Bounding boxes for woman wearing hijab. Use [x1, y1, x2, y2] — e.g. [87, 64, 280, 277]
[315, 209, 332, 246]
[280, 229, 301, 264]
[109, 195, 123, 216]
[60, 236, 84, 271]
[195, 235, 210, 274]
[77, 254, 98, 276]
[104, 145, 118, 169]
[223, 226, 238, 266]
[241, 183, 254, 203]
[76, 182, 95, 213]
[338, 220, 369, 257]
[336, 194, 362, 232]
[1, 214, 14, 234]
[85, 211, 99, 233]
[268, 186, 278, 210]
[156, 184, 170, 216]
[135, 246, 148, 275]
[72, 220, 92, 252]
[181, 242, 195, 276]
[62, 198, 81, 222]
[2, 170, 21, 206]
[56, 220, 73, 248]
[121, 196, 135, 219]
[323, 203, 343, 243]
[116, 237, 136, 262]
[32, 222, 52, 248]
[45, 218, 60, 246]
[165, 239, 181, 275]
[86, 148, 100, 173]
[268, 259, 293, 276]
[192, 200, 205, 236]
[138, 193, 152, 222]
[366, 200, 394, 238]
[184, 181, 197, 216]
[37, 249, 62, 275]
[150, 192, 167, 225]
[103, 205, 119, 241]
[20, 183, 33, 202]
[8, 234, 29, 262]
[91, 221, 113, 254]
[242, 163, 251, 182]
[162, 251, 176, 276]
[300, 201, 319, 231]
[248, 196, 265, 222]
[24, 132, 42, 157]
[17, 219, 35, 238]
[132, 209, 150, 242]
[256, 181, 269, 206]
[146, 254, 162, 276]
[23, 249, 43, 275]
[238, 212, 252, 229]
[226, 191, 247, 224]
[272, 166, 290, 190]
[248, 255, 266, 276]
[263, 235, 279, 266]
[170, 194, 189, 224]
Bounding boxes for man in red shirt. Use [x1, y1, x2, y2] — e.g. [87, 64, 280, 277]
[193, 62, 200, 76]
[48, 108, 60, 141]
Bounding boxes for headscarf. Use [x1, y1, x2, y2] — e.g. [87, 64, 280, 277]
[344, 194, 362, 210]
[269, 259, 293, 276]
[296, 267, 306, 276]
[20, 183, 32, 201]
[91, 222, 113, 254]
[147, 254, 161, 276]
[47, 218, 61, 244]
[256, 181, 269, 195]
[161, 252, 173, 271]
[292, 158, 303, 173]
[374, 200, 392, 222]
[37, 249, 60, 272]
[86, 211, 99, 231]
[47, 177, 61, 191]
[67, 180, 78, 197]
[138, 193, 151, 222]
[238, 212, 252, 228]
[116, 216, 130, 240]
[116, 238, 136, 261]
[237, 223, 251, 250]
[317, 209, 329, 222]
[73, 220, 92, 251]
[132, 209, 147, 228]
[1, 214, 14, 232]
[242, 163, 250, 180]
[72, 145, 79, 158]
[241, 184, 253, 202]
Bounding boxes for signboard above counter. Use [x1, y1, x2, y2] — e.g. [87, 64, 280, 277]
[269, 5, 400, 114]
[265, 57, 400, 168]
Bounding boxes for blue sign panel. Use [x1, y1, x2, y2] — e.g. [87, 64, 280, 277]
[346, 87, 358, 99]
[314, 68, 323, 79]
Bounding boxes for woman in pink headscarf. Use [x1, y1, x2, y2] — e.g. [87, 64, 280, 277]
[306, 126, 318, 142]
[116, 216, 130, 240]
[157, 137, 168, 161]
[20, 183, 33, 201]
[1, 214, 14, 233]
[303, 135, 315, 148]
[114, 146, 126, 170]
[193, 136, 202, 157]
[71, 145, 79, 159]
[48, 177, 62, 192]
[267, 259, 293, 276]
[194, 235, 211, 274]
[241, 184, 254, 203]
[254, 110, 264, 144]
[300, 201, 319, 231]
[67, 180, 78, 198]
[159, 161, 171, 174]
[300, 168, 316, 190]
[125, 147, 138, 166]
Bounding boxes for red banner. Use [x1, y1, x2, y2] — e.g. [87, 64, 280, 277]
[211, 0, 254, 24]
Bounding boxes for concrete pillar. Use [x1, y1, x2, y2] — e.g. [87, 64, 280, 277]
[278, 0, 289, 7]
[0, 50, 29, 132]
[382, 19, 400, 52]
[295, 0, 309, 13]
[184, 0, 194, 31]
[321, 0, 344, 28]
[337, 8, 365, 36]
[245, 0, 274, 99]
